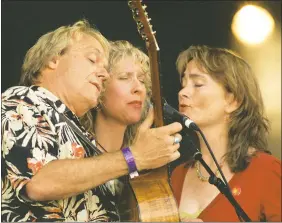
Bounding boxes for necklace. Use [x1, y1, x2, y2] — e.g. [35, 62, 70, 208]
[195, 161, 222, 182]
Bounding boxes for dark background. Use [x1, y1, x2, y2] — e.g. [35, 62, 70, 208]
[2, 0, 280, 107]
[2, 1, 281, 157]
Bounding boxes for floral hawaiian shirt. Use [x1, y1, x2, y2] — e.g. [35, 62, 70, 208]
[1, 86, 120, 222]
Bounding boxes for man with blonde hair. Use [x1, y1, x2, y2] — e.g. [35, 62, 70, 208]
[1, 20, 182, 221]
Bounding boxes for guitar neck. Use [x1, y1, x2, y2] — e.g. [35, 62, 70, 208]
[128, 0, 165, 128]
[126, 2, 181, 222]
[147, 44, 164, 127]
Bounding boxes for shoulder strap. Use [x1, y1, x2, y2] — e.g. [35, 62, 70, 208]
[60, 114, 102, 155]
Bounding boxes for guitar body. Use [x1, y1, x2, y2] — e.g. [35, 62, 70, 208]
[118, 1, 180, 221]
[118, 166, 179, 222]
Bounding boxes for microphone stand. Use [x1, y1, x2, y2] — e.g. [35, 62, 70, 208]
[162, 101, 251, 221]
[193, 151, 251, 222]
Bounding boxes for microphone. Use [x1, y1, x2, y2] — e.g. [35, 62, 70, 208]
[163, 100, 199, 131]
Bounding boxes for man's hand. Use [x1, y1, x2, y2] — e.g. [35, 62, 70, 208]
[131, 108, 183, 171]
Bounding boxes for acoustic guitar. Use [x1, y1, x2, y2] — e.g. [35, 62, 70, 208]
[118, 1, 180, 222]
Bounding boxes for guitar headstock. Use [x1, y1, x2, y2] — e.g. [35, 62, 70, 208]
[128, 0, 159, 51]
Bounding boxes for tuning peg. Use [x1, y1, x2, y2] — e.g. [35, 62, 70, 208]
[133, 8, 139, 17]
[133, 8, 139, 16]
[128, 1, 135, 9]
[132, 9, 139, 20]
[152, 31, 156, 35]
[142, 4, 147, 10]
[140, 32, 148, 42]
[137, 21, 144, 30]
[141, 33, 147, 39]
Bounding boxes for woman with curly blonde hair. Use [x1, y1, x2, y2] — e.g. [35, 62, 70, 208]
[80, 41, 153, 213]
[81, 40, 152, 151]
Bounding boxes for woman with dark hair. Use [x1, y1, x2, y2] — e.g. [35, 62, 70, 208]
[171, 45, 281, 222]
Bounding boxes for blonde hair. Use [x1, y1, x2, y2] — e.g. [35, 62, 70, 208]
[81, 40, 151, 147]
[20, 19, 110, 86]
[177, 45, 270, 172]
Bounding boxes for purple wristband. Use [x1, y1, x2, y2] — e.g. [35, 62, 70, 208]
[121, 147, 139, 179]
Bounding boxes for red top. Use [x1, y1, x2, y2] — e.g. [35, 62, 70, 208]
[171, 152, 281, 221]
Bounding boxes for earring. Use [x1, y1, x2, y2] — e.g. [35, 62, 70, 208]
[224, 114, 230, 122]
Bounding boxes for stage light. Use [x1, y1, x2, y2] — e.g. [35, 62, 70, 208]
[231, 5, 275, 45]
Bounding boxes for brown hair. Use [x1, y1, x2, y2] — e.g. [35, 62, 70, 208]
[176, 45, 270, 172]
